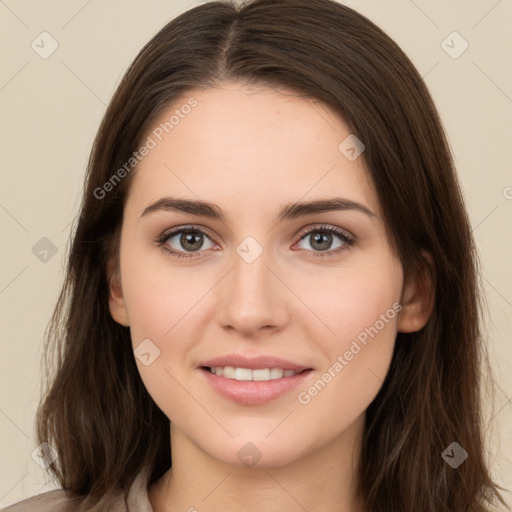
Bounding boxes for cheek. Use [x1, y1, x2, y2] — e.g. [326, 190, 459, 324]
[121, 247, 206, 345]
[290, 288, 400, 450]
[287, 254, 402, 350]
[333, 271, 401, 351]
[291, 255, 402, 403]
[121, 255, 207, 415]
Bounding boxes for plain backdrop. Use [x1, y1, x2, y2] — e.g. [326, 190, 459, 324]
[1, 0, 511, 507]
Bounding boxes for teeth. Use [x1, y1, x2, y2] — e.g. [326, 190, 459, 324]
[253, 369, 271, 381]
[235, 368, 252, 381]
[270, 368, 284, 379]
[208, 366, 301, 381]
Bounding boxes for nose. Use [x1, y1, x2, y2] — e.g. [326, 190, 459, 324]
[215, 242, 289, 338]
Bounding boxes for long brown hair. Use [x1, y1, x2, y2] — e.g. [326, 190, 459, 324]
[35, 0, 510, 510]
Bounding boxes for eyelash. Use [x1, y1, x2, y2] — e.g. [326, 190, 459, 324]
[154, 224, 355, 260]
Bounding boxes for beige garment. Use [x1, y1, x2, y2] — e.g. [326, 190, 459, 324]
[1, 470, 154, 512]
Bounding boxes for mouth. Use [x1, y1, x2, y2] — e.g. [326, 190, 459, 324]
[199, 366, 314, 405]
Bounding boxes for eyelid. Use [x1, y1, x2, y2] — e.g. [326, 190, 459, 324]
[295, 223, 354, 242]
[156, 224, 219, 244]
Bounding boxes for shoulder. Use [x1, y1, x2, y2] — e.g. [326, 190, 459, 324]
[1, 489, 72, 512]
[2, 469, 154, 512]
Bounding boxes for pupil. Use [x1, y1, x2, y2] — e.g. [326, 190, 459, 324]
[312, 232, 331, 251]
[181, 231, 202, 252]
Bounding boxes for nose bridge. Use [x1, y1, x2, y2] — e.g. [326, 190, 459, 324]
[216, 237, 285, 334]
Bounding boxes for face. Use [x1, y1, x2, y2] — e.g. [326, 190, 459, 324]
[108, 81, 425, 468]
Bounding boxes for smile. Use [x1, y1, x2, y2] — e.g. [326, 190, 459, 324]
[200, 367, 314, 405]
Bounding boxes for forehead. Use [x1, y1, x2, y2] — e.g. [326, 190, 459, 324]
[125, 82, 380, 222]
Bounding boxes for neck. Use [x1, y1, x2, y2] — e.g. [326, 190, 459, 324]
[149, 414, 366, 512]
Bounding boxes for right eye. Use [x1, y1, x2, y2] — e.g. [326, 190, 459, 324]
[155, 226, 217, 259]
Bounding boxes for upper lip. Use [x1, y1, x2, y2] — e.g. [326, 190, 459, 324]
[198, 354, 312, 371]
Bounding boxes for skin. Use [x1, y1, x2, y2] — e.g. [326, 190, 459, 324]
[108, 81, 433, 512]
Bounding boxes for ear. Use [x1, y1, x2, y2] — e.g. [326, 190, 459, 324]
[397, 252, 435, 333]
[106, 255, 130, 327]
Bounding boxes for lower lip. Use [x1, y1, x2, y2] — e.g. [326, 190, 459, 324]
[199, 367, 314, 405]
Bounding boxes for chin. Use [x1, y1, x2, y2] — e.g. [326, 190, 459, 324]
[201, 434, 310, 469]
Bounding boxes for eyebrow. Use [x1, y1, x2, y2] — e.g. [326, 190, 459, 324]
[140, 196, 376, 222]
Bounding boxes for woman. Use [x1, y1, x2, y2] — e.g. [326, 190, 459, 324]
[4, 0, 509, 511]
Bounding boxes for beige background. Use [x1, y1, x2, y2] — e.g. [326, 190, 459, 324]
[1, 0, 511, 507]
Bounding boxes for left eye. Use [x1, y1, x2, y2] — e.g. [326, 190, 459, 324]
[295, 226, 352, 254]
